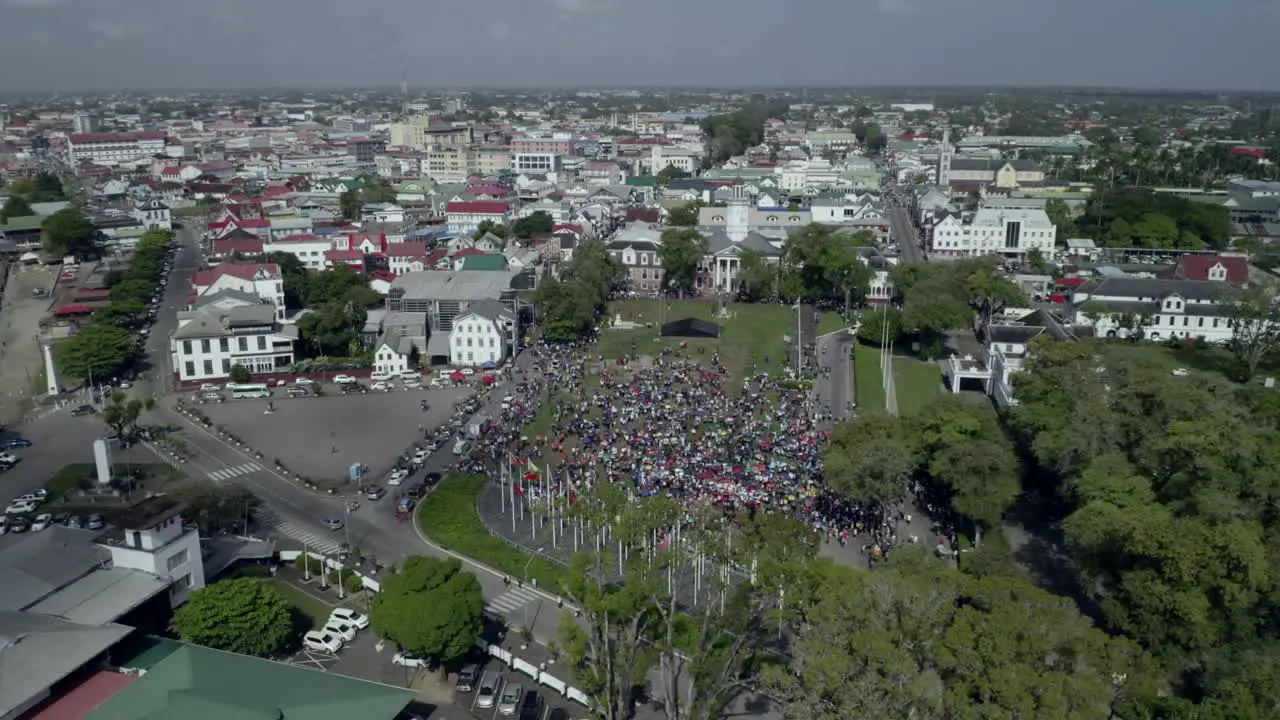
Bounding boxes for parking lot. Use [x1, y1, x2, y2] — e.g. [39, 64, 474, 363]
[288, 629, 579, 720]
[198, 385, 473, 479]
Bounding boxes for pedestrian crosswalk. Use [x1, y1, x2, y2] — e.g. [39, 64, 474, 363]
[254, 507, 346, 556]
[486, 586, 542, 615]
[208, 462, 261, 482]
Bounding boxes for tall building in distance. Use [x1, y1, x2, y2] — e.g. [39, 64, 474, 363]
[937, 126, 952, 188]
[72, 111, 96, 134]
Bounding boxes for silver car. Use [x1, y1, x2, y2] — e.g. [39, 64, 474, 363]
[476, 672, 500, 709]
[498, 683, 522, 716]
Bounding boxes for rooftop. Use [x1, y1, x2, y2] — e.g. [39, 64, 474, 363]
[85, 643, 414, 720]
[0, 612, 133, 719]
[390, 269, 518, 301]
[0, 526, 109, 612]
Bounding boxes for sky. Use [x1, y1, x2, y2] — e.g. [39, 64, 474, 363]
[2, 0, 1279, 93]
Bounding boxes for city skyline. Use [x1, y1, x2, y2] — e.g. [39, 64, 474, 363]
[2, 0, 1279, 93]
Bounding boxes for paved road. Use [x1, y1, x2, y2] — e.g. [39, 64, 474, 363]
[888, 204, 926, 263]
[815, 328, 854, 419]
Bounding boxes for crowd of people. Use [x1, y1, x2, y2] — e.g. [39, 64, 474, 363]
[452, 336, 925, 555]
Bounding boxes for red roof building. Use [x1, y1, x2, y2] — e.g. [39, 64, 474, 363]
[1160, 254, 1250, 285]
[446, 201, 510, 215]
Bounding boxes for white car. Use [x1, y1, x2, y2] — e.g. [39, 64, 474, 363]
[5, 500, 37, 515]
[412, 448, 430, 464]
[392, 650, 428, 668]
[30, 513, 52, 531]
[460, 368, 476, 376]
[0, 516, 7, 535]
[333, 374, 357, 385]
[388, 468, 409, 486]
[323, 620, 357, 642]
[294, 377, 315, 385]
[370, 371, 393, 382]
[0, 453, 18, 465]
[302, 630, 343, 654]
[329, 608, 370, 630]
[371, 382, 389, 392]
[1171, 368, 1191, 377]
[400, 370, 420, 380]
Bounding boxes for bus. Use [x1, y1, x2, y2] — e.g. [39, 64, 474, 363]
[227, 383, 272, 399]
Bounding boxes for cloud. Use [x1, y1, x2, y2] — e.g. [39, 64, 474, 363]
[550, 0, 617, 15]
[7, 0, 67, 6]
[87, 21, 130, 39]
[488, 21, 511, 41]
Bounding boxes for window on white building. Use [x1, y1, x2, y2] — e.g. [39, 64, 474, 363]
[167, 548, 190, 571]
[203, 360, 213, 375]
[185, 362, 195, 377]
[257, 336, 266, 350]
[201, 339, 211, 353]
[220, 338, 229, 352]
[221, 359, 231, 374]
[238, 337, 247, 352]
[172, 573, 193, 592]
[182, 340, 192, 355]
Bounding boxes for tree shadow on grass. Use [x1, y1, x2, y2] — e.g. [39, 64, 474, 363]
[1005, 496, 1107, 628]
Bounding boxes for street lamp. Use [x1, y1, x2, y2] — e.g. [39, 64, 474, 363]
[523, 547, 545, 629]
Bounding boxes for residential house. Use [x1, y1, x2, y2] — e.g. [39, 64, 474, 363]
[449, 299, 516, 367]
[171, 300, 298, 381]
[210, 232, 265, 260]
[263, 234, 330, 270]
[1158, 253, 1250, 286]
[190, 263, 287, 321]
[606, 222, 666, 292]
[944, 309, 1095, 408]
[386, 242, 433, 275]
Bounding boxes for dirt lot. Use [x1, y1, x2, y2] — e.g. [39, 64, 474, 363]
[0, 263, 60, 424]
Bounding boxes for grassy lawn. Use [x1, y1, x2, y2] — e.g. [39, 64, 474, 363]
[48, 462, 186, 501]
[417, 474, 567, 591]
[893, 356, 943, 417]
[265, 579, 337, 630]
[600, 299, 843, 381]
[853, 343, 886, 412]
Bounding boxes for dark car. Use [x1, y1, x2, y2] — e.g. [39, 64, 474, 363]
[3, 438, 32, 449]
[52, 512, 70, 526]
[66, 515, 85, 529]
[519, 690, 542, 720]
[548, 709, 570, 720]
[86, 514, 105, 530]
[364, 485, 386, 501]
[71, 405, 96, 416]
[455, 664, 479, 693]
[405, 483, 427, 500]
[424, 472, 443, 485]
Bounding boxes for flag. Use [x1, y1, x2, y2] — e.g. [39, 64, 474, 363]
[527, 458, 539, 473]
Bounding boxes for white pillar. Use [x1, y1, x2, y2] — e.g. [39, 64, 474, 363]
[41, 342, 59, 396]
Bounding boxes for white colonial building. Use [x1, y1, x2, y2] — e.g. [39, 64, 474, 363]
[930, 206, 1057, 260]
[944, 309, 1095, 408]
[191, 262, 287, 321]
[263, 234, 332, 270]
[449, 300, 516, 367]
[99, 496, 206, 607]
[1071, 277, 1235, 344]
[68, 131, 166, 166]
[133, 197, 172, 231]
[171, 299, 297, 382]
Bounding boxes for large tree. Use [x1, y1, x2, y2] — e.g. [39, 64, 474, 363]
[659, 228, 707, 294]
[824, 412, 919, 522]
[42, 207, 97, 258]
[666, 201, 703, 228]
[1, 194, 32, 219]
[102, 391, 155, 442]
[370, 556, 485, 668]
[1221, 284, 1280, 381]
[512, 211, 555, 238]
[55, 323, 134, 383]
[170, 579, 295, 657]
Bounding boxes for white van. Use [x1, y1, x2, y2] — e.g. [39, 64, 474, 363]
[400, 370, 420, 380]
[370, 371, 392, 382]
[452, 439, 470, 455]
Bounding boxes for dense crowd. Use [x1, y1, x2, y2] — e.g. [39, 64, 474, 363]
[453, 337, 927, 555]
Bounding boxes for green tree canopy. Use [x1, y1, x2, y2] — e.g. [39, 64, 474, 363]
[101, 391, 154, 442]
[55, 323, 134, 383]
[1, 194, 32, 219]
[42, 207, 97, 258]
[666, 201, 703, 227]
[370, 556, 485, 667]
[511, 211, 554, 238]
[658, 228, 707, 294]
[169, 578, 295, 657]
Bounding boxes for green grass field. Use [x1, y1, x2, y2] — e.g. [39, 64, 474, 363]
[853, 343, 887, 412]
[266, 579, 336, 630]
[417, 474, 567, 591]
[893, 356, 943, 417]
[598, 299, 845, 381]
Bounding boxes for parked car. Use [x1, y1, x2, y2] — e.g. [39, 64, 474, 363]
[3, 438, 32, 449]
[406, 483, 427, 500]
[476, 672, 501, 709]
[392, 650, 428, 668]
[364, 485, 387, 501]
[329, 608, 370, 630]
[370, 371, 393, 382]
[286, 386, 309, 397]
[294, 377, 315, 385]
[323, 620, 357, 642]
[8, 516, 30, 533]
[455, 664, 479, 693]
[31, 513, 52, 531]
[86, 514, 105, 530]
[71, 405, 96, 416]
[387, 468, 409, 486]
[302, 630, 344, 654]
[333, 374, 357, 384]
[498, 684, 523, 716]
[520, 690, 542, 720]
[0, 516, 7, 535]
[371, 381, 389, 392]
[6, 499, 37, 515]
[52, 512, 70, 526]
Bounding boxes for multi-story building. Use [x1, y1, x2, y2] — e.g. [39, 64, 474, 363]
[171, 299, 298, 381]
[1071, 276, 1239, 344]
[779, 158, 841, 191]
[945, 158, 1045, 194]
[511, 134, 573, 155]
[473, 146, 512, 176]
[133, 197, 172, 231]
[68, 131, 166, 165]
[512, 152, 559, 175]
[99, 496, 206, 607]
[425, 146, 471, 183]
[606, 222, 665, 292]
[449, 299, 516, 367]
[930, 206, 1057, 260]
[190, 262, 287, 321]
[446, 200, 510, 234]
[263, 234, 331, 270]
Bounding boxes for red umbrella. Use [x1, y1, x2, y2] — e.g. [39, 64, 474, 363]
[449, 371, 465, 381]
[482, 375, 496, 384]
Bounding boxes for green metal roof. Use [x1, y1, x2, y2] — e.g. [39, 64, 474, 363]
[626, 176, 657, 187]
[0, 214, 44, 231]
[85, 643, 412, 720]
[460, 254, 509, 271]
